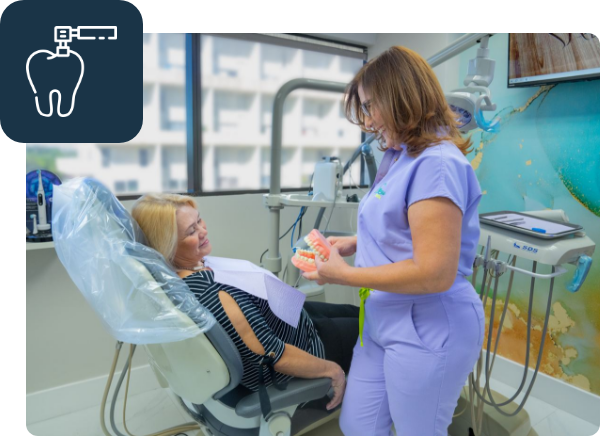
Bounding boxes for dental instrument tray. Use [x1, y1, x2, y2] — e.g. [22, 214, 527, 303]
[479, 211, 583, 239]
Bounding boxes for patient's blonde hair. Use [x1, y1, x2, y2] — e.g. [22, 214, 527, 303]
[131, 193, 197, 264]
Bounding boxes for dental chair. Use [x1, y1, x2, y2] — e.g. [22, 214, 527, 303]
[52, 178, 337, 436]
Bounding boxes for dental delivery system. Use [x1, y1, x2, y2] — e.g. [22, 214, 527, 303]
[26, 26, 117, 117]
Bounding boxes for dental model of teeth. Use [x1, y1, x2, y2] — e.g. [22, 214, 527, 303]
[291, 229, 332, 272]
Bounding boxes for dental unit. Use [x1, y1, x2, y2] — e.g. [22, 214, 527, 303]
[449, 210, 595, 436]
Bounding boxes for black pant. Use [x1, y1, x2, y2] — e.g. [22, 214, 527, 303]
[298, 301, 359, 412]
[303, 301, 360, 375]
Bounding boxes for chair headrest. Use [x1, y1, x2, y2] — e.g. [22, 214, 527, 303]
[52, 178, 215, 344]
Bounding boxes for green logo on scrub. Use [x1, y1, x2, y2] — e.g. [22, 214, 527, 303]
[375, 183, 387, 199]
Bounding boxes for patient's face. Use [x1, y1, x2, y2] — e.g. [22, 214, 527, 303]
[174, 205, 212, 267]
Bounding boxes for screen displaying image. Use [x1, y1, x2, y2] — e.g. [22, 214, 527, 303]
[508, 33, 600, 87]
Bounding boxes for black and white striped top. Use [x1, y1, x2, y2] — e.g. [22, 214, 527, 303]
[183, 270, 326, 391]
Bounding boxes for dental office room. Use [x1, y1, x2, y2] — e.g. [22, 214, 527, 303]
[15, 21, 600, 436]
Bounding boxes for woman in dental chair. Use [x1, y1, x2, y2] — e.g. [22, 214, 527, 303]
[132, 193, 359, 412]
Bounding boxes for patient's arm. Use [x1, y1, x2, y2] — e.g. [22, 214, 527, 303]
[219, 292, 345, 409]
[219, 291, 339, 377]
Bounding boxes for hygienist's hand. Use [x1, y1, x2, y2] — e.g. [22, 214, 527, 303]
[327, 235, 357, 257]
[302, 246, 349, 285]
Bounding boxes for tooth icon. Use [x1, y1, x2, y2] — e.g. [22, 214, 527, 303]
[26, 49, 84, 117]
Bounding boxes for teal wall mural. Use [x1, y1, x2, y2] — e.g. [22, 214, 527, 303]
[458, 34, 600, 396]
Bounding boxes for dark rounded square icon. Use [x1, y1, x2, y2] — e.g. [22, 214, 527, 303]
[0, 0, 143, 143]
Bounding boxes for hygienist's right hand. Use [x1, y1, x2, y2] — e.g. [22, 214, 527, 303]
[303, 246, 349, 285]
[327, 235, 358, 257]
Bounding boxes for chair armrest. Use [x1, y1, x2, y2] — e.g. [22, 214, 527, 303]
[235, 377, 332, 418]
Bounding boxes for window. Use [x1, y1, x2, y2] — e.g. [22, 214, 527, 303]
[114, 180, 138, 193]
[161, 146, 186, 191]
[201, 34, 365, 192]
[101, 148, 110, 167]
[140, 149, 149, 167]
[213, 147, 256, 191]
[127, 180, 139, 192]
[161, 85, 186, 131]
[159, 34, 185, 69]
[26, 33, 366, 196]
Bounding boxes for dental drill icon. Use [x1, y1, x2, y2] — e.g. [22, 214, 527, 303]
[26, 26, 117, 117]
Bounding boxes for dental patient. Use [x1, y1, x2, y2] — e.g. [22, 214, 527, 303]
[132, 193, 359, 411]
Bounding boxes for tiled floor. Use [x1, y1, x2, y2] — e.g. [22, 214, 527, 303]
[27, 377, 599, 436]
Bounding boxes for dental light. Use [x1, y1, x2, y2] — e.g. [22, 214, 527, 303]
[444, 35, 499, 133]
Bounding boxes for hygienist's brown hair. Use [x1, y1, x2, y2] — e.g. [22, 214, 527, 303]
[344, 45, 473, 157]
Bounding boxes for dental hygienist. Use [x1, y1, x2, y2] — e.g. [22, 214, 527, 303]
[303, 46, 485, 436]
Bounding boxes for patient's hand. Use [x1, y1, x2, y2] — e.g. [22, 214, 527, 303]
[326, 365, 346, 411]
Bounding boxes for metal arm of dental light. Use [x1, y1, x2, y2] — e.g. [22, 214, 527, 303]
[265, 78, 347, 276]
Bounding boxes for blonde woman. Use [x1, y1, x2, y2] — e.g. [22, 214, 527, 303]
[132, 193, 359, 412]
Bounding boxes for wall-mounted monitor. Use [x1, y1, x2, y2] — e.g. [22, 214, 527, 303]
[508, 33, 600, 87]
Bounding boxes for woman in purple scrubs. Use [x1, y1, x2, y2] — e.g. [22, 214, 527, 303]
[303, 46, 485, 436]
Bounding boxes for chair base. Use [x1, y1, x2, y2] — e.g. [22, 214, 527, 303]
[176, 397, 338, 436]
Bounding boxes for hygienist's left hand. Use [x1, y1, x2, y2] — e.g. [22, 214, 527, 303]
[302, 246, 350, 285]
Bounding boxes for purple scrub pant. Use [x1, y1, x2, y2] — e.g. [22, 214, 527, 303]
[340, 278, 485, 436]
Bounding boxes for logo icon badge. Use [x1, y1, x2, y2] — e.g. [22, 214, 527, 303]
[0, 1, 142, 143]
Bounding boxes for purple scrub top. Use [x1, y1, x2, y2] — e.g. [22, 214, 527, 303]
[356, 140, 482, 280]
